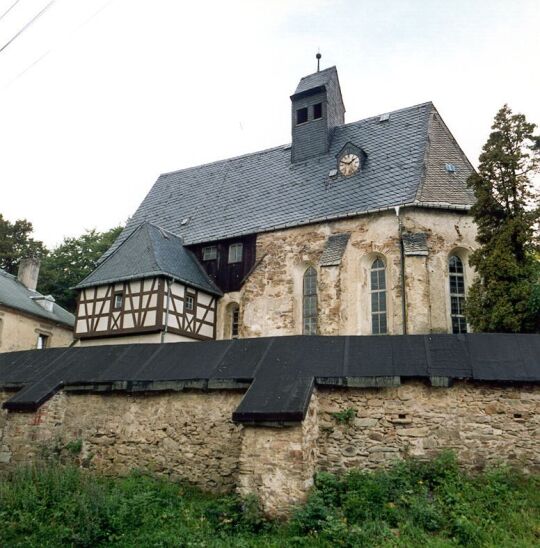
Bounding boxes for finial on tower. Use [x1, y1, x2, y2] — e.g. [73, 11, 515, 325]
[316, 51, 321, 72]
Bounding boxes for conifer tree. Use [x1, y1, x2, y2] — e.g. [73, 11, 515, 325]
[467, 105, 540, 332]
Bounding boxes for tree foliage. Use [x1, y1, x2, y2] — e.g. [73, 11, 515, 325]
[0, 214, 46, 274]
[466, 104, 540, 332]
[38, 226, 123, 312]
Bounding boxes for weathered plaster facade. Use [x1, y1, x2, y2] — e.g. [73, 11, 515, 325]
[0, 305, 73, 353]
[228, 207, 476, 339]
[1, 380, 537, 516]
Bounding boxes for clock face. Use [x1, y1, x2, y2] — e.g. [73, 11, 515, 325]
[338, 153, 360, 176]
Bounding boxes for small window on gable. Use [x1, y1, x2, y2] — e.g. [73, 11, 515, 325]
[296, 107, 308, 125]
[203, 246, 217, 261]
[113, 292, 123, 310]
[36, 334, 49, 350]
[185, 295, 194, 311]
[228, 243, 243, 264]
[313, 103, 322, 119]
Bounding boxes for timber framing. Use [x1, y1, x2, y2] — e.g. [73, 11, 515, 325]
[75, 276, 217, 341]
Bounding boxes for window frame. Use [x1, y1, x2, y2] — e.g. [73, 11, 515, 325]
[303, 266, 318, 335]
[36, 333, 49, 350]
[296, 107, 308, 125]
[228, 242, 243, 264]
[231, 304, 240, 339]
[113, 292, 123, 310]
[185, 294, 194, 312]
[370, 257, 388, 335]
[449, 255, 467, 334]
[202, 246, 217, 261]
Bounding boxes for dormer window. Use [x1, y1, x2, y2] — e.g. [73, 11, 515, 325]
[296, 107, 308, 125]
[203, 246, 217, 261]
[228, 243, 243, 264]
[313, 103, 322, 119]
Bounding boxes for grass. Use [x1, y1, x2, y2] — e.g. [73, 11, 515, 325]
[0, 453, 538, 547]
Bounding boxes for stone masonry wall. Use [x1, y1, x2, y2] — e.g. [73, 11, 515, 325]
[1, 383, 539, 516]
[234, 207, 477, 340]
[317, 382, 540, 474]
[0, 390, 244, 493]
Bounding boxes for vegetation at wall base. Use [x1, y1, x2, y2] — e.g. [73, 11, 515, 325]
[466, 104, 540, 333]
[1, 453, 538, 547]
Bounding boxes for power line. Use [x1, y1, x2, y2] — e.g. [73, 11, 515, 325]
[0, 0, 23, 23]
[0, 0, 55, 55]
[4, 0, 115, 88]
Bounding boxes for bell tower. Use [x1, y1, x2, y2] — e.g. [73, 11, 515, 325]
[290, 61, 345, 163]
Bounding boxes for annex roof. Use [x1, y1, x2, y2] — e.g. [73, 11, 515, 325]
[0, 269, 74, 327]
[75, 222, 221, 295]
[104, 101, 475, 259]
[1, 334, 538, 421]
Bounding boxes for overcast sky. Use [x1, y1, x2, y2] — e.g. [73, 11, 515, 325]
[1, 0, 539, 248]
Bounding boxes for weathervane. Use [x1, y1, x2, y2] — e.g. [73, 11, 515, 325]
[316, 51, 321, 72]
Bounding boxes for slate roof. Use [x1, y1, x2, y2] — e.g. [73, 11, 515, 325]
[75, 222, 221, 295]
[320, 233, 351, 266]
[293, 66, 340, 96]
[0, 269, 74, 327]
[103, 100, 475, 261]
[402, 233, 429, 256]
[1, 334, 538, 420]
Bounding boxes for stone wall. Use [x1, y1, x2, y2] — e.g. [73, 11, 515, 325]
[1, 382, 538, 516]
[234, 207, 477, 339]
[317, 382, 540, 473]
[0, 390, 244, 493]
[0, 306, 73, 353]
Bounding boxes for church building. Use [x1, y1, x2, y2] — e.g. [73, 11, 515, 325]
[74, 65, 476, 345]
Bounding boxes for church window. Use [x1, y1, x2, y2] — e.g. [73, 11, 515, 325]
[228, 243, 243, 264]
[313, 103, 322, 119]
[231, 304, 239, 338]
[113, 292, 123, 310]
[449, 255, 467, 333]
[203, 246, 217, 261]
[371, 258, 387, 335]
[303, 266, 318, 335]
[296, 107, 308, 125]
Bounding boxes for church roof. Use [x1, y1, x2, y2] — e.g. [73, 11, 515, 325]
[293, 65, 341, 96]
[0, 269, 74, 327]
[104, 101, 475, 259]
[1, 334, 539, 419]
[75, 222, 222, 295]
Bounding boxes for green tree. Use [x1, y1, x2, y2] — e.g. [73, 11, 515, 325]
[38, 226, 123, 312]
[466, 104, 540, 332]
[0, 214, 47, 274]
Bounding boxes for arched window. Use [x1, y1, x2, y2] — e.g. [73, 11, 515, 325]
[303, 267, 318, 335]
[449, 255, 467, 333]
[230, 303, 240, 339]
[371, 258, 387, 335]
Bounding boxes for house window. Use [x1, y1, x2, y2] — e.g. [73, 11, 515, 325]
[231, 304, 239, 339]
[228, 243, 243, 264]
[203, 246, 217, 261]
[371, 258, 387, 335]
[303, 266, 318, 335]
[296, 107, 308, 124]
[36, 334, 49, 349]
[185, 295, 194, 311]
[113, 292, 123, 310]
[449, 255, 467, 333]
[313, 103, 322, 119]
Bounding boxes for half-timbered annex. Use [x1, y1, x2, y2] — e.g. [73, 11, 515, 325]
[75, 223, 220, 345]
[74, 64, 477, 344]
